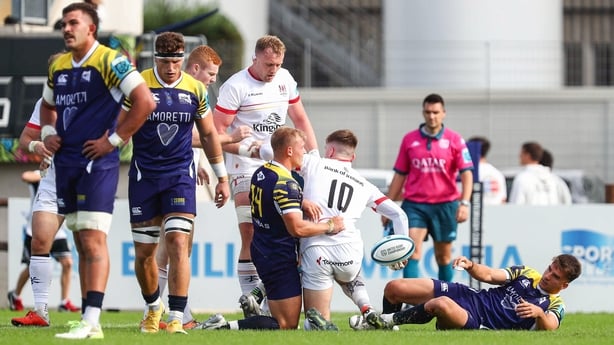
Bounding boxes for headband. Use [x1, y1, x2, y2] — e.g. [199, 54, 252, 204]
[154, 51, 185, 58]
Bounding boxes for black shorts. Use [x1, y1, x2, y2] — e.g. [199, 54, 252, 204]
[21, 235, 71, 264]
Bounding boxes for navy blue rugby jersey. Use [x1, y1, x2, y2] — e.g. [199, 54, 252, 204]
[126, 69, 208, 179]
[473, 265, 566, 330]
[47, 43, 136, 170]
[249, 161, 302, 262]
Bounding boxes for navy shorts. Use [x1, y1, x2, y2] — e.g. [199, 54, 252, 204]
[432, 279, 481, 329]
[129, 174, 197, 223]
[55, 166, 118, 215]
[251, 246, 301, 301]
[401, 200, 458, 242]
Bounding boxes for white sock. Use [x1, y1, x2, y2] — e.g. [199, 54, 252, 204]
[142, 296, 162, 319]
[83, 306, 101, 326]
[29, 256, 52, 313]
[260, 296, 270, 314]
[341, 275, 371, 311]
[168, 310, 184, 323]
[237, 261, 260, 295]
[182, 304, 193, 323]
[148, 297, 162, 309]
[228, 320, 239, 330]
[381, 313, 393, 323]
[158, 265, 168, 296]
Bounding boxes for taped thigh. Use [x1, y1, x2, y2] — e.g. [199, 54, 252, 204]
[163, 216, 193, 235]
[235, 205, 252, 224]
[66, 211, 112, 234]
[132, 225, 161, 244]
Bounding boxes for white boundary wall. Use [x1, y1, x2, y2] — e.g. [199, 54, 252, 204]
[298, 88, 614, 184]
[7, 198, 614, 313]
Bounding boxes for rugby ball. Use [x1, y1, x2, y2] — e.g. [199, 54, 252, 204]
[370, 234, 415, 265]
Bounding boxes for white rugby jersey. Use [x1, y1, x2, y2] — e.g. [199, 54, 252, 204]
[214, 67, 300, 175]
[298, 154, 408, 250]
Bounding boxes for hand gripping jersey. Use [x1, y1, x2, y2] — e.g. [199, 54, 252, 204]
[125, 69, 209, 179]
[249, 161, 302, 263]
[44, 42, 138, 170]
[215, 67, 301, 175]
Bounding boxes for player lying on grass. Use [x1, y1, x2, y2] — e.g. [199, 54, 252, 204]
[353, 254, 581, 331]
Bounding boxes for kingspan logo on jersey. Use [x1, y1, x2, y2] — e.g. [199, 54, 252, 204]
[562, 229, 614, 282]
[253, 113, 283, 133]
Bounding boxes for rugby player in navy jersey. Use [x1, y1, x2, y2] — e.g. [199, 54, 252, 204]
[198, 127, 344, 330]
[39, 2, 156, 339]
[355, 254, 581, 331]
[120, 32, 230, 335]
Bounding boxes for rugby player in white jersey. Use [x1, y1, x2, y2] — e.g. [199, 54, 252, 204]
[297, 129, 409, 330]
[212, 35, 318, 314]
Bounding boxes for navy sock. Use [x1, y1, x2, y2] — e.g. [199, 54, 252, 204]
[393, 303, 434, 325]
[237, 315, 280, 330]
[382, 296, 402, 314]
[86, 291, 104, 309]
[142, 286, 160, 305]
[168, 295, 188, 312]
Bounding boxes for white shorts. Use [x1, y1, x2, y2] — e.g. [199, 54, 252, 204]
[32, 164, 58, 214]
[230, 173, 253, 196]
[300, 242, 363, 290]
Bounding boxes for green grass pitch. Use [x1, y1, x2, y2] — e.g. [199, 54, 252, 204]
[1, 310, 612, 345]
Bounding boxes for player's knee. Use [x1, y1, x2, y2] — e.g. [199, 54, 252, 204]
[235, 205, 252, 224]
[30, 237, 52, 253]
[427, 296, 454, 314]
[59, 257, 72, 269]
[384, 279, 404, 303]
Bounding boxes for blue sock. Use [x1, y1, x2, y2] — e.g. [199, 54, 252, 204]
[438, 263, 453, 282]
[403, 259, 420, 278]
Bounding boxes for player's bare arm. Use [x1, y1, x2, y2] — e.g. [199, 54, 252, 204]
[195, 114, 230, 208]
[287, 100, 318, 152]
[453, 256, 508, 284]
[19, 126, 52, 159]
[39, 99, 61, 154]
[213, 109, 252, 149]
[282, 212, 344, 237]
[83, 82, 155, 159]
[456, 169, 473, 222]
[301, 199, 322, 222]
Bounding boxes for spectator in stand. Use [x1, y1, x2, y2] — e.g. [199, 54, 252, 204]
[508, 142, 560, 205]
[539, 149, 572, 205]
[467, 136, 507, 204]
